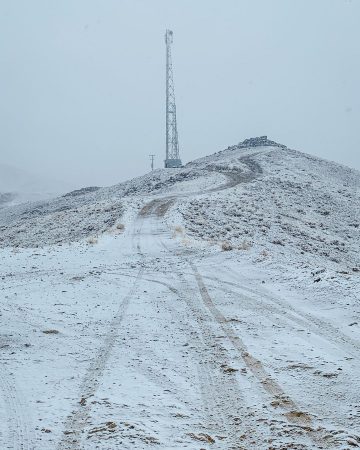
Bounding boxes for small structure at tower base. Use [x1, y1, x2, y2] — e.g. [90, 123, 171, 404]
[165, 158, 182, 168]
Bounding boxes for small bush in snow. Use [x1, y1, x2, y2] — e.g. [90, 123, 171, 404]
[174, 225, 184, 235]
[221, 241, 233, 251]
[238, 240, 252, 250]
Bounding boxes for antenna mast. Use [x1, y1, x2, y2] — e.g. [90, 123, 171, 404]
[149, 154, 155, 171]
[165, 30, 182, 168]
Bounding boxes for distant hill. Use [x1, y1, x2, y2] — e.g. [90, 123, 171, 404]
[0, 163, 72, 206]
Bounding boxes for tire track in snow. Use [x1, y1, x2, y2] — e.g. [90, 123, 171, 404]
[206, 267, 360, 357]
[141, 184, 338, 448]
[132, 194, 331, 447]
[190, 262, 334, 448]
[131, 208, 238, 447]
[145, 208, 267, 448]
[0, 367, 34, 450]
[57, 266, 143, 450]
[151, 190, 356, 447]
[174, 272, 255, 448]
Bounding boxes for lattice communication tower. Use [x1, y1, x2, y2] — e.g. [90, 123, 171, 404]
[165, 30, 182, 168]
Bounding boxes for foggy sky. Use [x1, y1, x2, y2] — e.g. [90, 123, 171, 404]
[1, 0, 359, 189]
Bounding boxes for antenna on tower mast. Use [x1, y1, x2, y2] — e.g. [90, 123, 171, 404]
[164, 29, 182, 168]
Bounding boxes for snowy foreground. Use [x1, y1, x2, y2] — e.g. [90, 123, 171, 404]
[0, 142, 359, 449]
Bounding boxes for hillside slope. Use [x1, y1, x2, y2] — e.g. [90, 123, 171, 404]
[1, 138, 359, 267]
[171, 143, 360, 276]
[1, 137, 359, 449]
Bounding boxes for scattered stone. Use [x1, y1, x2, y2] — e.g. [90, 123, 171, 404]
[221, 364, 238, 374]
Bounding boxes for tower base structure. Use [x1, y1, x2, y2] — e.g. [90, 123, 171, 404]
[165, 158, 182, 168]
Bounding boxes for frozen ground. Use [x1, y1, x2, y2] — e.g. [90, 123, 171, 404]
[0, 139, 359, 449]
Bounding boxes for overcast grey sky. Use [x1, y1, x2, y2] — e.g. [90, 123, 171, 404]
[1, 0, 359, 188]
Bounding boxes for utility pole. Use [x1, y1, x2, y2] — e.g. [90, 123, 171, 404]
[149, 154, 155, 171]
[164, 29, 182, 168]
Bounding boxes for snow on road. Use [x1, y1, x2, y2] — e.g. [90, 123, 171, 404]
[1, 141, 359, 449]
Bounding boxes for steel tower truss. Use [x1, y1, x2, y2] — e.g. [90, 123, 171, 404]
[165, 30, 182, 168]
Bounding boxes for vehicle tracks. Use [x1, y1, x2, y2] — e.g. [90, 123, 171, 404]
[0, 367, 34, 450]
[189, 262, 333, 448]
[56, 267, 143, 450]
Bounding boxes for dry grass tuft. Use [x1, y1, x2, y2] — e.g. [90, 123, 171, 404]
[255, 249, 270, 262]
[238, 240, 252, 250]
[188, 432, 215, 444]
[173, 225, 184, 238]
[221, 241, 233, 251]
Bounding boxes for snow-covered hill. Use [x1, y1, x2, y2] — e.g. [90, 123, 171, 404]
[0, 163, 72, 206]
[1, 137, 359, 449]
[1, 136, 358, 305]
[1, 138, 359, 268]
[173, 142, 360, 278]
